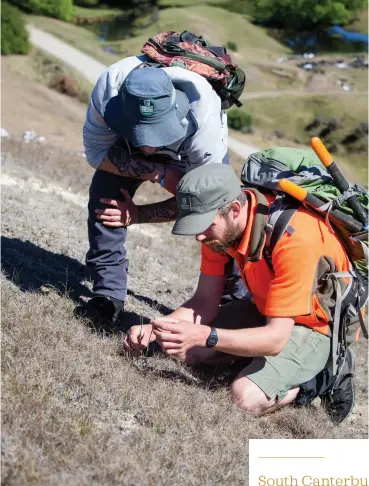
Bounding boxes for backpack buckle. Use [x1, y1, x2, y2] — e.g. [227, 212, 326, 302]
[165, 43, 184, 53]
[346, 303, 358, 318]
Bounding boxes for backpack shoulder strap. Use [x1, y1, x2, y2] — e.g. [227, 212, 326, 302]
[264, 196, 300, 264]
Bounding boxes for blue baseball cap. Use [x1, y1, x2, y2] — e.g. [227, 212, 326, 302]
[103, 67, 190, 147]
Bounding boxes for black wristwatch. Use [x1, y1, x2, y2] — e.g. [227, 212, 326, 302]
[206, 327, 218, 348]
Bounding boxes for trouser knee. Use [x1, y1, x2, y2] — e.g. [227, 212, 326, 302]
[86, 170, 143, 301]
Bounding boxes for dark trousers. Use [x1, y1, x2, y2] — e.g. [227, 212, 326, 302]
[86, 170, 248, 302]
[86, 170, 143, 300]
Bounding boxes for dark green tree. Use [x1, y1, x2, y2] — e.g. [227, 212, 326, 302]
[250, 0, 366, 32]
[12, 0, 74, 21]
[1, 2, 30, 55]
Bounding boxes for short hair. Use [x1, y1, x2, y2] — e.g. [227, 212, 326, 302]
[217, 191, 247, 217]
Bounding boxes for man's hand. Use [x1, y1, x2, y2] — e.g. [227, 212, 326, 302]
[151, 317, 210, 361]
[96, 188, 138, 227]
[123, 323, 155, 354]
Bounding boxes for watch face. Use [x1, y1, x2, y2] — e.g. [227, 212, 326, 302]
[206, 328, 218, 348]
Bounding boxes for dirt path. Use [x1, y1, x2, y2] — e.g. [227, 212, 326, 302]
[27, 25, 107, 85]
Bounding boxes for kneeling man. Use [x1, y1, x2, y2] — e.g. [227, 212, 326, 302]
[125, 164, 355, 421]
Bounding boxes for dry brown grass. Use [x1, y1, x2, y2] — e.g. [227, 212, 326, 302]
[1, 141, 368, 485]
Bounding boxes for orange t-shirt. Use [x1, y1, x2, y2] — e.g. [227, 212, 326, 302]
[200, 190, 350, 335]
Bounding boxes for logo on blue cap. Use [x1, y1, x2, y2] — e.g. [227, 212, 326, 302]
[139, 98, 155, 116]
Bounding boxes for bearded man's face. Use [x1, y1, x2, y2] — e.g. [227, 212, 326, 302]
[196, 213, 243, 254]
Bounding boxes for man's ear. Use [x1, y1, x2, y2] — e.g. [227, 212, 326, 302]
[231, 201, 241, 220]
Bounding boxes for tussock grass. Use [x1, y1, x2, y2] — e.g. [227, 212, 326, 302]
[1, 140, 367, 485]
[2, 278, 367, 485]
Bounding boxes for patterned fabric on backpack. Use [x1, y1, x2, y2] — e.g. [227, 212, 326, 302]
[141, 30, 246, 109]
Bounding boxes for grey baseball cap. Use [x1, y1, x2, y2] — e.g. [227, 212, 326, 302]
[103, 67, 190, 147]
[172, 164, 242, 235]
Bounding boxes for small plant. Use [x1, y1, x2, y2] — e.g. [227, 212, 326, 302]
[49, 74, 80, 98]
[226, 40, 238, 52]
[1, 2, 30, 55]
[227, 109, 253, 131]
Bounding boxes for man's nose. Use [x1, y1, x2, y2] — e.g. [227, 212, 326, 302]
[140, 146, 157, 155]
[196, 234, 206, 242]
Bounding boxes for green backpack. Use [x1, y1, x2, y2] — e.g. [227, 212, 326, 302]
[241, 145, 368, 375]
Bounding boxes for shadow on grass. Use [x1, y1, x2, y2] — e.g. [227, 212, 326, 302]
[128, 349, 250, 391]
[1, 236, 246, 389]
[1, 236, 91, 301]
[1, 236, 174, 320]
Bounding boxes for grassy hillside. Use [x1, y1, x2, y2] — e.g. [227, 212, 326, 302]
[244, 93, 368, 137]
[26, 4, 368, 183]
[27, 14, 122, 65]
[348, 8, 369, 34]
[2, 139, 367, 484]
[243, 93, 368, 181]
[29, 4, 290, 66]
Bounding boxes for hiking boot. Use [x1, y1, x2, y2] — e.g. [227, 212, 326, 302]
[321, 348, 356, 424]
[74, 295, 124, 330]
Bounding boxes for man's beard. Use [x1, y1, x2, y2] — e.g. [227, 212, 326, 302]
[204, 224, 242, 254]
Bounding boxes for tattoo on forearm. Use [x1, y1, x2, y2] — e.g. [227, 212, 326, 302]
[108, 146, 158, 180]
[138, 197, 178, 223]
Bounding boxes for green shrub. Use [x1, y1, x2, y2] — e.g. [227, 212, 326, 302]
[226, 40, 238, 51]
[250, 0, 366, 33]
[12, 0, 74, 21]
[1, 2, 30, 55]
[73, 0, 99, 5]
[227, 110, 253, 131]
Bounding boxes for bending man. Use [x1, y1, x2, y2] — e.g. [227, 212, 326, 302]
[79, 56, 246, 326]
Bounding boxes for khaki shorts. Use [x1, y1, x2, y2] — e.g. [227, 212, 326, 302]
[242, 325, 330, 400]
[212, 297, 331, 400]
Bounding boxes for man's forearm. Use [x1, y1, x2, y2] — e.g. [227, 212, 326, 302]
[214, 326, 283, 357]
[137, 197, 178, 223]
[106, 146, 163, 182]
[165, 296, 219, 325]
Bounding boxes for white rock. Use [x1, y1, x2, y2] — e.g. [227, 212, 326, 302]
[1, 128, 9, 138]
[36, 136, 46, 144]
[303, 63, 313, 70]
[23, 130, 37, 142]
